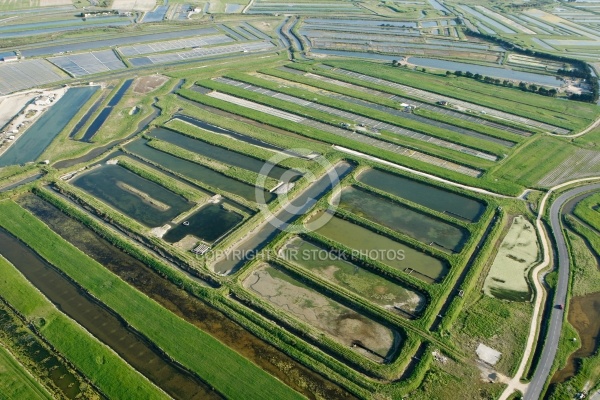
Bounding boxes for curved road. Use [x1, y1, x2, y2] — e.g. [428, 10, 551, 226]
[526, 183, 600, 400]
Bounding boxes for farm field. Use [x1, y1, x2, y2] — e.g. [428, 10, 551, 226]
[0, 3, 599, 399]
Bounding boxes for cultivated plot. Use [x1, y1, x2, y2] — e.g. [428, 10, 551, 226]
[538, 148, 600, 187]
[48, 50, 126, 77]
[332, 68, 569, 134]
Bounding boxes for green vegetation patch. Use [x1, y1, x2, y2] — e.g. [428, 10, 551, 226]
[453, 296, 532, 375]
[573, 193, 600, 232]
[491, 136, 576, 187]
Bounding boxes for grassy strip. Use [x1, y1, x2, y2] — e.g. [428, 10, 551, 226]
[178, 89, 524, 196]
[223, 72, 507, 157]
[160, 94, 334, 155]
[165, 118, 309, 170]
[0, 344, 53, 400]
[573, 193, 600, 232]
[319, 60, 598, 130]
[0, 253, 167, 400]
[566, 216, 600, 259]
[145, 138, 280, 190]
[565, 229, 600, 297]
[197, 78, 497, 167]
[413, 107, 521, 145]
[0, 200, 304, 400]
[116, 156, 208, 203]
[262, 67, 523, 144]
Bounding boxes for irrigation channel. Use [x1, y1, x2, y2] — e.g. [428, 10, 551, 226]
[0, 303, 84, 398]
[0, 227, 222, 400]
[213, 161, 354, 274]
[18, 194, 355, 400]
[80, 79, 134, 142]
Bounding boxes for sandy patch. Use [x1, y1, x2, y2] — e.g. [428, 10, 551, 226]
[150, 224, 170, 238]
[476, 343, 502, 365]
[173, 235, 198, 251]
[0, 91, 38, 129]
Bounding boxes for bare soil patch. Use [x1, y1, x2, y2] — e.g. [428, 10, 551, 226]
[132, 75, 169, 94]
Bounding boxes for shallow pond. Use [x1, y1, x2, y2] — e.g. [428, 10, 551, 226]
[148, 127, 300, 182]
[552, 292, 600, 383]
[357, 168, 486, 222]
[244, 263, 401, 363]
[306, 211, 449, 283]
[408, 56, 562, 87]
[71, 163, 192, 227]
[281, 237, 427, 317]
[337, 186, 469, 252]
[125, 139, 274, 203]
[164, 203, 243, 244]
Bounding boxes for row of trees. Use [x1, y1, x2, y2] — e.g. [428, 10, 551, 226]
[449, 70, 558, 97]
[464, 29, 599, 103]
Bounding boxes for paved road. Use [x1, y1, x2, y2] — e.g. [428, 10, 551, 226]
[526, 183, 600, 400]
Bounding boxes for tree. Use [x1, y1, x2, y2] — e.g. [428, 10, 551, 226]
[465, 71, 474, 78]
[392, 60, 399, 66]
[519, 82, 527, 90]
[455, 70, 463, 77]
[446, 70, 452, 76]
[549, 88, 558, 97]
[502, 80, 509, 86]
[474, 73, 482, 80]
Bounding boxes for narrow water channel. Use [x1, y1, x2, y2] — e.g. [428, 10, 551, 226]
[18, 194, 355, 400]
[0, 228, 222, 400]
